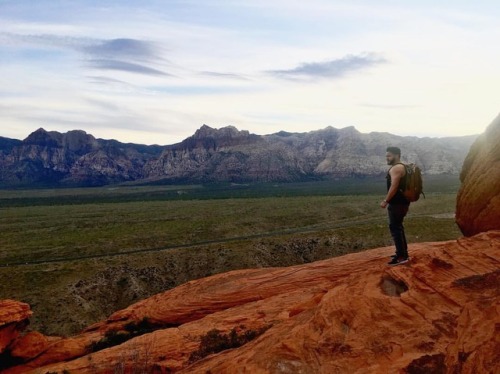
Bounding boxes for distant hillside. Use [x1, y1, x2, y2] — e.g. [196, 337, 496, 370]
[0, 125, 477, 187]
[0, 137, 22, 152]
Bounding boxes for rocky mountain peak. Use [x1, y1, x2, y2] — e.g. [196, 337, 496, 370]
[23, 128, 60, 147]
[62, 130, 96, 153]
[192, 124, 250, 140]
[22, 128, 96, 153]
[338, 125, 359, 133]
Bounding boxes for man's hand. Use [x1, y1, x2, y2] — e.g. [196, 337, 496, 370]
[380, 200, 388, 209]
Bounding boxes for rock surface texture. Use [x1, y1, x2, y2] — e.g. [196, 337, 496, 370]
[0, 125, 475, 187]
[456, 114, 500, 236]
[0, 300, 32, 355]
[2, 231, 499, 373]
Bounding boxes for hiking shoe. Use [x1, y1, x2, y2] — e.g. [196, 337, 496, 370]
[391, 254, 410, 260]
[388, 257, 409, 266]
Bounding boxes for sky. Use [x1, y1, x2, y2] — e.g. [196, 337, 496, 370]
[1, 0, 499, 145]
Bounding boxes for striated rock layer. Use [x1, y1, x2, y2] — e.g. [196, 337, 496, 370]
[3, 231, 499, 373]
[456, 113, 500, 236]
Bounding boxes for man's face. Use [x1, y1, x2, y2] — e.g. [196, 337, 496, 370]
[386, 152, 397, 165]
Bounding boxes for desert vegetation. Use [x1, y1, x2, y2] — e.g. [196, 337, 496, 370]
[189, 325, 272, 364]
[88, 318, 158, 353]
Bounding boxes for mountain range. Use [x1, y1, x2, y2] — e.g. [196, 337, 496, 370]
[0, 125, 477, 187]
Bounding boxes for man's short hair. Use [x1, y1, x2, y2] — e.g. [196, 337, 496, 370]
[386, 146, 401, 156]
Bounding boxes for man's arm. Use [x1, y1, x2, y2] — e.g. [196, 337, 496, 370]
[380, 164, 405, 208]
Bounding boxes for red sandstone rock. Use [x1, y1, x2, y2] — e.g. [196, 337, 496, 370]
[9, 332, 49, 360]
[2, 334, 100, 373]
[0, 300, 31, 354]
[456, 113, 500, 236]
[7, 231, 499, 374]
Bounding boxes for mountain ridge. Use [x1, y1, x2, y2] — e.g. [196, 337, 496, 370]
[0, 125, 477, 187]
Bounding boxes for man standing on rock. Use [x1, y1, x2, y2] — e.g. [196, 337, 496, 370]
[380, 147, 410, 266]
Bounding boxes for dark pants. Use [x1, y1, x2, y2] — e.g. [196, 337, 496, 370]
[388, 203, 409, 258]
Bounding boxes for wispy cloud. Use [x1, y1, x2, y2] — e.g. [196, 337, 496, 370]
[84, 98, 121, 111]
[82, 38, 169, 76]
[199, 71, 250, 81]
[268, 53, 387, 81]
[86, 75, 131, 85]
[148, 85, 251, 95]
[0, 33, 169, 76]
[0, 32, 93, 49]
[87, 59, 170, 76]
[83, 38, 171, 76]
[83, 38, 158, 61]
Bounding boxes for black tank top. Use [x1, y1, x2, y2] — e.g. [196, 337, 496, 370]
[386, 164, 409, 205]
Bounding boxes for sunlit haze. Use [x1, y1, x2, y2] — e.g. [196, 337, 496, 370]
[1, 0, 499, 145]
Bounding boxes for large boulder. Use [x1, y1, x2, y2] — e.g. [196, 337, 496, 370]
[0, 300, 32, 354]
[9, 332, 50, 361]
[456, 114, 500, 236]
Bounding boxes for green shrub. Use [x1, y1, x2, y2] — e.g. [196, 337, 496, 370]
[88, 317, 157, 352]
[189, 325, 271, 363]
[123, 317, 156, 335]
[89, 329, 131, 352]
